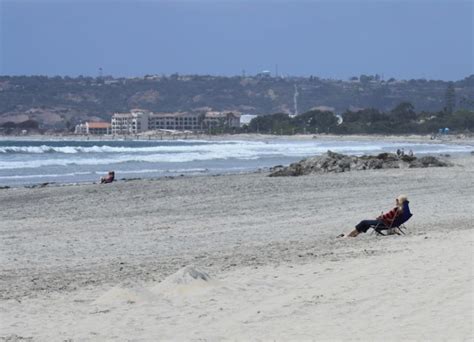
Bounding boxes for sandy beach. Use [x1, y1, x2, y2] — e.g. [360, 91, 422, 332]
[1, 154, 473, 340]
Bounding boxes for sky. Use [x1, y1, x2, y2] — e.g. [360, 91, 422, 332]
[0, 0, 473, 80]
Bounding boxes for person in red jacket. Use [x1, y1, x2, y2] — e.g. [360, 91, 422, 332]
[339, 195, 408, 238]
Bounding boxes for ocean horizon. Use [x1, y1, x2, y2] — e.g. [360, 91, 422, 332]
[1, 137, 472, 187]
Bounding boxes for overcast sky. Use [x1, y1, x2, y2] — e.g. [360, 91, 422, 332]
[1, 0, 472, 80]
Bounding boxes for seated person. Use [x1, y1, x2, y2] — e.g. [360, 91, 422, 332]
[100, 171, 115, 184]
[339, 195, 409, 238]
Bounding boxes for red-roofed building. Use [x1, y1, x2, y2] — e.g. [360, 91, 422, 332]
[75, 121, 111, 135]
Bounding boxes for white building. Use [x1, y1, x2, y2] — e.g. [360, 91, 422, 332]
[109, 110, 241, 134]
[149, 112, 202, 131]
[111, 109, 149, 135]
[203, 111, 241, 129]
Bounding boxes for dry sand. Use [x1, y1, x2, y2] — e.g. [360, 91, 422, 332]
[1, 155, 473, 340]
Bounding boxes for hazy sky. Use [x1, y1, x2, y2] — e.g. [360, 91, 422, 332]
[1, 0, 473, 80]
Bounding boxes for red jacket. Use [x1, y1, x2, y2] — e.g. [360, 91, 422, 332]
[378, 207, 400, 226]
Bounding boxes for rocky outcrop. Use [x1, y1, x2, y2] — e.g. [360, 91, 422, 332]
[269, 151, 451, 177]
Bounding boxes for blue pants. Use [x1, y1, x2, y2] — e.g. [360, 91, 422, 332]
[356, 219, 384, 233]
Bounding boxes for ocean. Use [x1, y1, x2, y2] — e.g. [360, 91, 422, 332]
[0, 137, 472, 187]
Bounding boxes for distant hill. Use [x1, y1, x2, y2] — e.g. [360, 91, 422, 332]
[0, 74, 473, 128]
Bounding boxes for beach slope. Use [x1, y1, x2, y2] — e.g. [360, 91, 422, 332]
[1, 157, 473, 340]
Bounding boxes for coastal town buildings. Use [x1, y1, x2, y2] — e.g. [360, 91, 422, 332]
[74, 110, 241, 135]
[148, 112, 202, 131]
[108, 110, 240, 135]
[203, 112, 241, 129]
[111, 109, 149, 135]
[74, 121, 111, 135]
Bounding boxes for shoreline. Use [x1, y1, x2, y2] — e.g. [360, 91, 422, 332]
[0, 168, 267, 190]
[1, 152, 472, 190]
[1, 132, 474, 145]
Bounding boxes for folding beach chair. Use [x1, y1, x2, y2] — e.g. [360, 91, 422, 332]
[372, 201, 413, 236]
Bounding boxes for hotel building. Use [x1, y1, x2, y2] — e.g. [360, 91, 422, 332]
[111, 109, 149, 135]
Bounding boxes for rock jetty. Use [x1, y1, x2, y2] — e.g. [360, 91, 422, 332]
[269, 151, 451, 177]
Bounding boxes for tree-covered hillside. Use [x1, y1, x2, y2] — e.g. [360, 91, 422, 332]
[0, 74, 473, 129]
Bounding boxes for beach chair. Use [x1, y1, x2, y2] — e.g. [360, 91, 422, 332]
[372, 201, 413, 236]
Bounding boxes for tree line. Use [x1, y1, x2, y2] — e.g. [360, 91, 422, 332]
[243, 103, 474, 135]
[2, 102, 472, 135]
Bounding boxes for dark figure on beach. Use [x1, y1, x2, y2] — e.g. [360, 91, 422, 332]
[100, 171, 115, 184]
[339, 195, 409, 238]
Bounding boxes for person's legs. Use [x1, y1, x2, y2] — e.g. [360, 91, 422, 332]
[355, 219, 380, 233]
[346, 228, 360, 237]
[339, 219, 382, 238]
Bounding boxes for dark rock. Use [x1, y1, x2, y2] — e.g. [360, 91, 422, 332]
[400, 155, 417, 162]
[25, 182, 50, 189]
[376, 152, 394, 160]
[418, 156, 450, 167]
[269, 151, 451, 177]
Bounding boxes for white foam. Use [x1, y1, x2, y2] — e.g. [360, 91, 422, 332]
[0, 141, 257, 154]
[0, 139, 472, 171]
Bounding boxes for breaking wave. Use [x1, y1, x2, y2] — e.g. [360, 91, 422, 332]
[1, 138, 472, 186]
[0, 143, 218, 154]
[0, 140, 420, 155]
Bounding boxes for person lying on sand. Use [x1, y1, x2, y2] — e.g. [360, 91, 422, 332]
[100, 171, 115, 184]
[338, 195, 408, 238]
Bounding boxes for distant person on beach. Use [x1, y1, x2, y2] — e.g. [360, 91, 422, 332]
[408, 149, 414, 157]
[338, 195, 409, 238]
[100, 171, 115, 184]
[396, 148, 406, 157]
